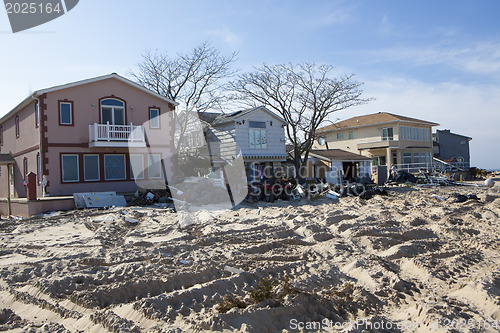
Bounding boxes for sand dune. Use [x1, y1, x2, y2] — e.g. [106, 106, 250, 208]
[0, 184, 499, 332]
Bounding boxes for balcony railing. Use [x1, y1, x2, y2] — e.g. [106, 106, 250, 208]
[89, 122, 146, 147]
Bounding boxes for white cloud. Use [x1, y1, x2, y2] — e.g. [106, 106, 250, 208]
[367, 41, 500, 77]
[206, 27, 242, 47]
[337, 76, 500, 169]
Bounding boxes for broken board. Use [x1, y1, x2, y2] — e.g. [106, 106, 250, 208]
[73, 192, 127, 208]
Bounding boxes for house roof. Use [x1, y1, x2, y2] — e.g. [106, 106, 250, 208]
[198, 112, 222, 125]
[0, 73, 178, 124]
[309, 149, 372, 161]
[208, 106, 286, 127]
[286, 145, 371, 162]
[317, 112, 439, 133]
[434, 129, 472, 140]
[0, 154, 15, 165]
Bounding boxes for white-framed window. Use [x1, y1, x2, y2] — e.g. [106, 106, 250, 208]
[148, 154, 162, 179]
[130, 154, 145, 179]
[337, 132, 344, 139]
[249, 129, 267, 149]
[382, 127, 393, 141]
[249, 121, 267, 149]
[101, 98, 125, 125]
[59, 101, 73, 125]
[84, 154, 100, 181]
[104, 154, 126, 180]
[62, 154, 79, 182]
[149, 108, 160, 128]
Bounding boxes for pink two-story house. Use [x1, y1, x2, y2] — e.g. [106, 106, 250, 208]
[0, 73, 177, 216]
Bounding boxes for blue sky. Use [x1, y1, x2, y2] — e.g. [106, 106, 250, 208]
[1, 0, 499, 168]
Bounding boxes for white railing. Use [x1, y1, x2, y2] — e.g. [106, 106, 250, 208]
[89, 122, 145, 142]
[371, 161, 471, 176]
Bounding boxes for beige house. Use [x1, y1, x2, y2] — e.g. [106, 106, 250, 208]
[314, 112, 439, 172]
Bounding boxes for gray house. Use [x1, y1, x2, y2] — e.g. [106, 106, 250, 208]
[200, 106, 288, 182]
[433, 129, 472, 168]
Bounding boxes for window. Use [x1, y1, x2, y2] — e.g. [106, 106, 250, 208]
[248, 121, 266, 128]
[382, 127, 393, 141]
[35, 102, 39, 128]
[149, 108, 160, 128]
[104, 155, 126, 180]
[15, 115, 20, 138]
[337, 132, 344, 139]
[249, 121, 267, 149]
[23, 157, 28, 178]
[349, 131, 354, 139]
[62, 155, 79, 182]
[403, 153, 412, 165]
[84, 155, 100, 181]
[101, 98, 125, 125]
[249, 129, 267, 149]
[400, 126, 431, 141]
[148, 154, 162, 179]
[130, 154, 144, 179]
[59, 101, 73, 125]
[0, 126, 3, 145]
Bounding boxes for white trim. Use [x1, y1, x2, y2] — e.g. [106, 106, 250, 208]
[83, 154, 100, 181]
[149, 108, 160, 128]
[62, 154, 79, 182]
[60, 101, 73, 125]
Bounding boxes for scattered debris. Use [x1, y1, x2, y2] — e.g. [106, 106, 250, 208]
[179, 259, 189, 264]
[74, 192, 127, 209]
[454, 194, 480, 203]
[432, 194, 446, 201]
[485, 178, 496, 188]
[224, 266, 245, 275]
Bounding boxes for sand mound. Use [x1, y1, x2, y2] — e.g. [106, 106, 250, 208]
[0, 185, 499, 332]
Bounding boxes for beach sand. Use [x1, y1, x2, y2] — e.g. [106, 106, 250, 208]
[0, 184, 499, 332]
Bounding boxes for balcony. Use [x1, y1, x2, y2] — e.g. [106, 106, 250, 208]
[89, 123, 146, 148]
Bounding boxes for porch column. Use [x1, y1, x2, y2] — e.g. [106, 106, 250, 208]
[386, 147, 391, 178]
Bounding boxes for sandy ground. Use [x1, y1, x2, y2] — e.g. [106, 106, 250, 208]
[0, 183, 499, 332]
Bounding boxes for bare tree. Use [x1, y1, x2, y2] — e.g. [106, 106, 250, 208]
[229, 63, 371, 177]
[131, 42, 237, 150]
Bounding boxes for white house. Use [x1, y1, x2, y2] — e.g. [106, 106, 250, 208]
[200, 106, 288, 182]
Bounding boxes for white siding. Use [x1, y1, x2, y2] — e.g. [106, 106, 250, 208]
[234, 109, 286, 157]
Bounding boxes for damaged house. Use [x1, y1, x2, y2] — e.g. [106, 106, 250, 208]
[0, 73, 178, 217]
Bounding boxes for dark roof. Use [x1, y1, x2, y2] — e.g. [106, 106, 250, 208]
[198, 112, 222, 124]
[310, 149, 371, 161]
[0, 154, 15, 165]
[317, 112, 439, 133]
[208, 106, 286, 126]
[435, 129, 472, 140]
